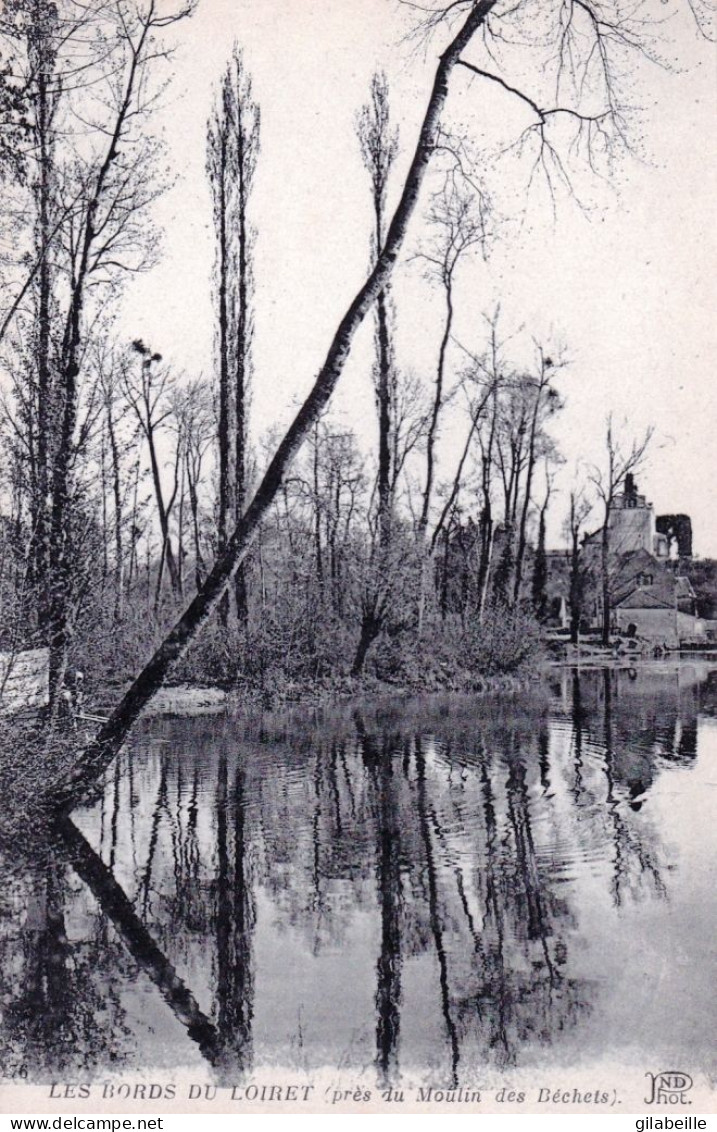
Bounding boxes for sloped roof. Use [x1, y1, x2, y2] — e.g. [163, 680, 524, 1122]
[615, 547, 657, 568]
[615, 585, 674, 610]
[610, 549, 668, 603]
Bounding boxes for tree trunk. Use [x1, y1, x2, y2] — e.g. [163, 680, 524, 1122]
[105, 399, 124, 620]
[352, 610, 381, 677]
[420, 277, 453, 535]
[492, 523, 514, 606]
[235, 113, 250, 623]
[216, 131, 236, 626]
[476, 386, 498, 621]
[100, 434, 109, 585]
[569, 533, 581, 645]
[531, 506, 547, 620]
[313, 424, 324, 589]
[513, 384, 543, 604]
[127, 459, 140, 596]
[376, 286, 393, 550]
[439, 527, 451, 620]
[187, 457, 206, 591]
[177, 456, 186, 599]
[476, 505, 494, 622]
[601, 515, 611, 647]
[146, 424, 179, 600]
[33, 27, 55, 640]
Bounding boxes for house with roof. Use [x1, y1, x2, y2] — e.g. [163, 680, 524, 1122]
[608, 548, 700, 645]
[547, 476, 703, 644]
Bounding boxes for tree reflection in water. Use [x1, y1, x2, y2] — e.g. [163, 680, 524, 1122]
[0, 833, 139, 1076]
[214, 755, 254, 1076]
[0, 664, 710, 1083]
[355, 718, 404, 1087]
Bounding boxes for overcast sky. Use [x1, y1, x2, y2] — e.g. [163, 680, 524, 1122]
[119, 0, 717, 554]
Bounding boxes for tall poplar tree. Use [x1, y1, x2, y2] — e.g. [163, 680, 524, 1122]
[207, 46, 260, 624]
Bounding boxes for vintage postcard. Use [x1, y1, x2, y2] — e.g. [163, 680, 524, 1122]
[0, 0, 715, 1119]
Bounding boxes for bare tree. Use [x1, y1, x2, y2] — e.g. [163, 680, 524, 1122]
[348, 73, 403, 671]
[389, 369, 430, 504]
[472, 313, 506, 621]
[19, 0, 58, 636]
[0, 0, 196, 701]
[121, 341, 180, 605]
[97, 346, 140, 621]
[50, 1, 194, 694]
[179, 380, 214, 592]
[429, 364, 498, 558]
[417, 175, 487, 536]
[428, 372, 497, 624]
[512, 349, 563, 604]
[531, 459, 557, 622]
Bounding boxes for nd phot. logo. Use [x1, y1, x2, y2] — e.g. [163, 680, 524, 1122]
[644, 1071, 693, 1105]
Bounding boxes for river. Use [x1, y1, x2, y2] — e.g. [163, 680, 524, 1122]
[1, 662, 715, 1093]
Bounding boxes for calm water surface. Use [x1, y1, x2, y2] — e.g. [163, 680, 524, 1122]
[1, 664, 716, 1086]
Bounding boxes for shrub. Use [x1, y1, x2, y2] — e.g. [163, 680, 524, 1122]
[461, 600, 543, 675]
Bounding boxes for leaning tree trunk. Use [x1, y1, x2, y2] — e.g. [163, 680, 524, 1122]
[105, 400, 124, 621]
[376, 285, 393, 551]
[58, 0, 499, 804]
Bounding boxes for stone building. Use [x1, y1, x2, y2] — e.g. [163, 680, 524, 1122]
[604, 473, 693, 560]
[608, 547, 700, 645]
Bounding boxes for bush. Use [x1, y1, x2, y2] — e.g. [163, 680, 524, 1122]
[461, 600, 543, 675]
[367, 602, 542, 688]
[68, 565, 544, 706]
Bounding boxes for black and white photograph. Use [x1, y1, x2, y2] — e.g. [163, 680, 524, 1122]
[0, 0, 715, 1118]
